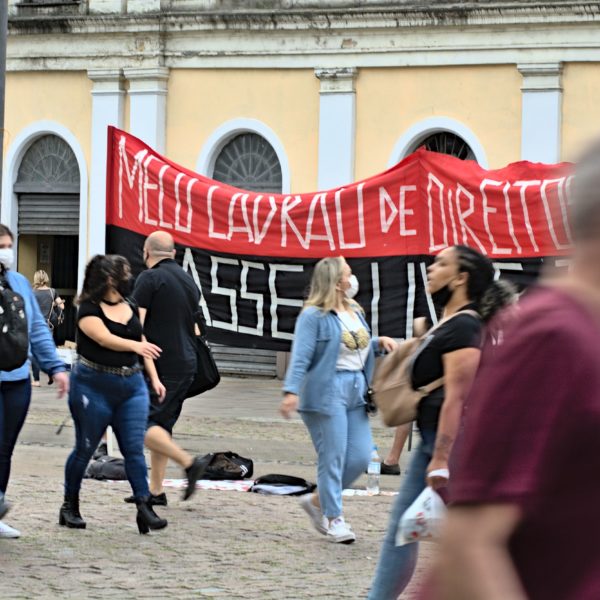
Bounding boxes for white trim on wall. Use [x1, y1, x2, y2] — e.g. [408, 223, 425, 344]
[1, 120, 89, 290]
[196, 118, 291, 193]
[387, 117, 489, 168]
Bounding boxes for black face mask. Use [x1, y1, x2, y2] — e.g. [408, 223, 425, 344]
[431, 284, 453, 307]
[117, 278, 133, 299]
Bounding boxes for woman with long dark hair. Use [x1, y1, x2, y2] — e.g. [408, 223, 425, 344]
[368, 245, 516, 599]
[61, 254, 167, 534]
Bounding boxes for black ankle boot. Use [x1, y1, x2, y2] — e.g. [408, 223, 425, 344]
[58, 495, 86, 529]
[135, 497, 168, 535]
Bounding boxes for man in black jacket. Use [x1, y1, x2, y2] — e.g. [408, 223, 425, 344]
[132, 231, 207, 504]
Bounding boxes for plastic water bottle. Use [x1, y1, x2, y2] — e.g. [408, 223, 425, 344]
[366, 445, 381, 495]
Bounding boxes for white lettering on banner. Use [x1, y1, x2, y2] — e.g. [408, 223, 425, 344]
[370, 262, 380, 337]
[492, 262, 523, 281]
[502, 182, 522, 254]
[252, 196, 277, 245]
[446, 188, 459, 245]
[400, 186, 417, 237]
[207, 185, 227, 240]
[379, 187, 397, 234]
[540, 178, 573, 250]
[427, 173, 448, 252]
[405, 262, 416, 339]
[175, 176, 196, 234]
[419, 262, 438, 326]
[455, 184, 486, 253]
[239, 260, 265, 337]
[142, 155, 159, 226]
[157, 165, 172, 229]
[118, 136, 147, 220]
[280, 195, 303, 248]
[182, 248, 212, 326]
[306, 193, 336, 250]
[269, 264, 304, 340]
[228, 193, 254, 242]
[335, 186, 366, 249]
[480, 179, 511, 255]
[210, 256, 239, 331]
[514, 180, 541, 252]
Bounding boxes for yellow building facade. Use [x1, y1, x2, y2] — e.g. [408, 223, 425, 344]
[2, 0, 599, 366]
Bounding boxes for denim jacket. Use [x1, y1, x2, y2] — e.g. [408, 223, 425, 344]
[283, 306, 380, 415]
[0, 270, 65, 381]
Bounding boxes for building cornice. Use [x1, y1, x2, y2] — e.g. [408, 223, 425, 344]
[6, 4, 600, 71]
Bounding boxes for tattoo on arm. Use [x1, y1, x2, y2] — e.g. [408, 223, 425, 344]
[434, 433, 454, 460]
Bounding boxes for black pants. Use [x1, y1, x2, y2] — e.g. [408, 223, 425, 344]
[0, 379, 32, 494]
[147, 372, 195, 434]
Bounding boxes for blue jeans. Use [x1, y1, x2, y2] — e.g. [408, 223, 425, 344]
[64, 363, 150, 499]
[368, 428, 437, 600]
[301, 370, 373, 519]
[0, 379, 32, 494]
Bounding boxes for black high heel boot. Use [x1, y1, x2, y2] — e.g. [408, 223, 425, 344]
[58, 495, 86, 529]
[135, 497, 168, 535]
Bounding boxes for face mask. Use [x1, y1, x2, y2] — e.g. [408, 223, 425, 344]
[0, 248, 14, 270]
[345, 274, 359, 299]
[431, 284, 452, 307]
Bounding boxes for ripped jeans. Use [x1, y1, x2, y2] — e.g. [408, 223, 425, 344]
[64, 363, 150, 499]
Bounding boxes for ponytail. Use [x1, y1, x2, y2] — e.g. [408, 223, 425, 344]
[478, 279, 518, 323]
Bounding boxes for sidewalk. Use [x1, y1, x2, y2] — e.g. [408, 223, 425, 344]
[3, 377, 434, 599]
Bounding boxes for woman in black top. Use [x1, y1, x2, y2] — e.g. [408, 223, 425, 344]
[368, 245, 516, 599]
[61, 255, 168, 534]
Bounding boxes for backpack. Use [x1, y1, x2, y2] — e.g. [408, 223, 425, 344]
[84, 456, 127, 481]
[201, 451, 254, 480]
[372, 310, 479, 427]
[249, 474, 316, 496]
[0, 276, 29, 371]
[46, 288, 64, 330]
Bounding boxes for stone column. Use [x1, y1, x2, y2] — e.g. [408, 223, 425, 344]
[88, 68, 125, 256]
[314, 67, 358, 189]
[518, 63, 563, 163]
[123, 67, 169, 153]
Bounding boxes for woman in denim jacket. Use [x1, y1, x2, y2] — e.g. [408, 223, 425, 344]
[280, 256, 396, 544]
[0, 224, 69, 539]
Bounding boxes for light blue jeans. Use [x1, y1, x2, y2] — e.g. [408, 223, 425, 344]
[367, 427, 437, 599]
[301, 370, 373, 519]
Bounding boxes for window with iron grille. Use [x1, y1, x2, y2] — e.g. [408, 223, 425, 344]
[212, 133, 283, 193]
[414, 131, 476, 161]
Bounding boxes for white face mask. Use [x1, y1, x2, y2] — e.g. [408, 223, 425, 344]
[345, 274, 359, 299]
[0, 248, 14, 270]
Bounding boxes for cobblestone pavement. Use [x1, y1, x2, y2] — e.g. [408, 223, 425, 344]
[2, 378, 434, 599]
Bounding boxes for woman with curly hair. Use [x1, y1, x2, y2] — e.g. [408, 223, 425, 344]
[61, 254, 167, 534]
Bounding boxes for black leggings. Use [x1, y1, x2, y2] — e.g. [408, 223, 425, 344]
[0, 379, 32, 494]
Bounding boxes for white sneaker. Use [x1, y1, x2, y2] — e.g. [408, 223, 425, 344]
[0, 521, 21, 539]
[299, 493, 328, 535]
[326, 517, 356, 544]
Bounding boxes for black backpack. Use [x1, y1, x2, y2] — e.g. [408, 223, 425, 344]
[84, 456, 127, 481]
[201, 452, 254, 480]
[249, 474, 317, 496]
[0, 276, 28, 371]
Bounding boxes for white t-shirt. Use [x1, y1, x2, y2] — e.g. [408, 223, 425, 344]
[336, 310, 370, 371]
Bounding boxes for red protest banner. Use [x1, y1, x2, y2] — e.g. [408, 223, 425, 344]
[106, 127, 574, 260]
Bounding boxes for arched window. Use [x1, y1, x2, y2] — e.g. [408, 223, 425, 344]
[15, 134, 80, 235]
[412, 131, 476, 161]
[212, 133, 283, 193]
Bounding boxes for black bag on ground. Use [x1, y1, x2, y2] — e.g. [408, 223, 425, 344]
[84, 456, 128, 481]
[186, 334, 220, 398]
[249, 474, 316, 496]
[201, 451, 253, 480]
[0, 276, 28, 371]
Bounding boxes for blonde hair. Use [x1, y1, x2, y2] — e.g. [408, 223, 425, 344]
[33, 270, 50, 289]
[304, 256, 361, 313]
